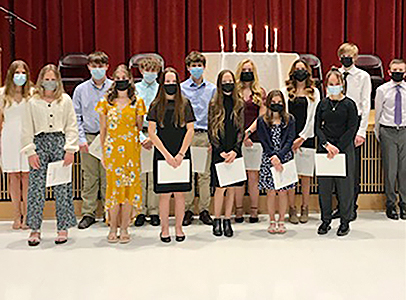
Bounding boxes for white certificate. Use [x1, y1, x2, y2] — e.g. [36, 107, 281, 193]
[295, 147, 316, 177]
[270, 160, 298, 190]
[141, 147, 154, 174]
[191, 146, 209, 174]
[157, 159, 190, 184]
[315, 154, 346, 177]
[88, 135, 102, 160]
[46, 161, 72, 187]
[215, 157, 247, 187]
[242, 143, 263, 171]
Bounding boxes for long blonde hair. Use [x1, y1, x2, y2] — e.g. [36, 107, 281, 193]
[1, 60, 32, 108]
[285, 59, 316, 102]
[209, 70, 245, 146]
[34, 64, 65, 101]
[235, 59, 263, 106]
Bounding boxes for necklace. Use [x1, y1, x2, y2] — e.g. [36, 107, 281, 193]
[330, 100, 341, 112]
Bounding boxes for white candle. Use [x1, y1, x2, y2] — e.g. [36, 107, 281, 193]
[274, 27, 278, 52]
[265, 25, 269, 52]
[232, 24, 237, 52]
[246, 24, 253, 52]
[219, 25, 224, 52]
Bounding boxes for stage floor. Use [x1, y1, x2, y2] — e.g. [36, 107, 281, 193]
[0, 212, 405, 300]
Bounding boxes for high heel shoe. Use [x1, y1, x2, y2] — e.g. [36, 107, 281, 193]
[160, 232, 171, 243]
[175, 235, 186, 242]
[249, 207, 259, 223]
[234, 207, 244, 223]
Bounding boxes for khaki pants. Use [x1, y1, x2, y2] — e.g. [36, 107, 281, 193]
[185, 132, 212, 213]
[80, 133, 106, 218]
[141, 172, 159, 215]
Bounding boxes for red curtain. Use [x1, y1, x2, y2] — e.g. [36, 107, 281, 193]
[1, 0, 406, 82]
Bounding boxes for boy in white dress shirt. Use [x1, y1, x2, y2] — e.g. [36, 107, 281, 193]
[375, 59, 406, 220]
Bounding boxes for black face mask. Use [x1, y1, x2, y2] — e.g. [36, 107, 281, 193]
[293, 69, 309, 82]
[340, 57, 353, 68]
[222, 83, 235, 93]
[270, 103, 284, 113]
[115, 80, 130, 91]
[164, 84, 177, 96]
[240, 71, 254, 82]
[391, 72, 405, 83]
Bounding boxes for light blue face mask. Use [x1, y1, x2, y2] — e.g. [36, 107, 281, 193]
[143, 72, 158, 84]
[91, 68, 106, 80]
[327, 85, 343, 96]
[42, 80, 57, 91]
[13, 73, 27, 86]
[190, 67, 204, 79]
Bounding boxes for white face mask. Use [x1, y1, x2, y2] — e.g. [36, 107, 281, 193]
[327, 85, 343, 96]
[42, 80, 57, 91]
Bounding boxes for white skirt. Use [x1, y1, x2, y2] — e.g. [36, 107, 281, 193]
[1, 102, 30, 173]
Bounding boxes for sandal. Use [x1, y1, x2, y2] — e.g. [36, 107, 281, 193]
[107, 230, 119, 243]
[249, 207, 259, 223]
[235, 206, 244, 223]
[55, 230, 68, 245]
[28, 231, 41, 247]
[119, 229, 131, 244]
[277, 222, 286, 234]
[267, 221, 277, 234]
[12, 218, 22, 230]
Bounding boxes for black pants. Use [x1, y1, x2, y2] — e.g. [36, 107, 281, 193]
[318, 145, 355, 224]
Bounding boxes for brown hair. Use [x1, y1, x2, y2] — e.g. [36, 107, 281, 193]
[139, 57, 161, 72]
[389, 58, 406, 68]
[34, 64, 65, 101]
[105, 64, 137, 106]
[285, 59, 316, 102]
[150, 67, 187, 127]
[264, 90, 290, 126]
[209, 70, 245, 145]
[235, 59, 263, 106]
[325, 67, 346, 95]
[1, 60, 32, 108]
[88, 51, 109, 65]
[185, 51, 206, 67]
[337, 43, 359, 59]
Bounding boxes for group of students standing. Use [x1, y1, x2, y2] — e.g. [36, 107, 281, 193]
[0, 43, 405, 246]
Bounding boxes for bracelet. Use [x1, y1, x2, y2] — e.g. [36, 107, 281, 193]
[246, 130, 252, 136]
[179, 152, 185, 157]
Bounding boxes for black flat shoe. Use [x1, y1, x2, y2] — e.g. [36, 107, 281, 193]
[182, 210, 194, 226]
[337, 223, 350, 236]
[400, 206, 406, 220]
[160, 233, 171, 243]
[213, 218, 223, 236]
[199, 210, 213, 225]
[150, 214, 161, 226]
[386, 206, 399, 220]
[249, 216, 259, 223]
[235, 217, 244, 223]
[223, 219, 233, 237]
[331, 209, 341, 219]
[317, 222, 331, 235]
[175, 235, 186, 242]
[78, 216, 96, 229]
[134, 214, 146, 227]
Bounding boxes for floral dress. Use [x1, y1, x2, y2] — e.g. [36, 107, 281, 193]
[96, 97, 146, 213]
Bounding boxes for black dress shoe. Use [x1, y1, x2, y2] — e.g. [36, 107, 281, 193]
[331, 209, 341, 219]
[182, 210, 194, 226]
[213, 218, 222, 236]
[349, 211, 357, 222]
[223, 219, 233, 237]
[160, 233, 171, 243]
[249, 216, 259, 223]
[235, 216, 244, 223]
[337, 223, 350, 236]
[134, 214, 146, 227]
[150, 214, 161, 226]
[78, 216, 96, 229]
[317, 222, 331, 235]
[199, 210, 213, 225]
[175, 235, 186, 242]
[386, 206, 399, 220]
[400, 206, 406, 220]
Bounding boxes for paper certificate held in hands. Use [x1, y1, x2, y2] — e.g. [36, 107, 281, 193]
[157, 159, 190, 184]
[88, 134, 102, 160]
[242, 143, 263, 171]
[315, 153, 346, 177]
[295, 147, 316, 177]
[270, 159, 299, 190]
[191, 147, 209, 174]
[215, 157, 247, 187]
[141, 147, 154, 174]
[46, 160, 73, 187]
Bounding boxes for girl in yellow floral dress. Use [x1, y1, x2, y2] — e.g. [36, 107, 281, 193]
[96, 64, 146, 243]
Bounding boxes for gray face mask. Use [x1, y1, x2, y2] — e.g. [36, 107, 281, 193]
[42, 80, 57, 91]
